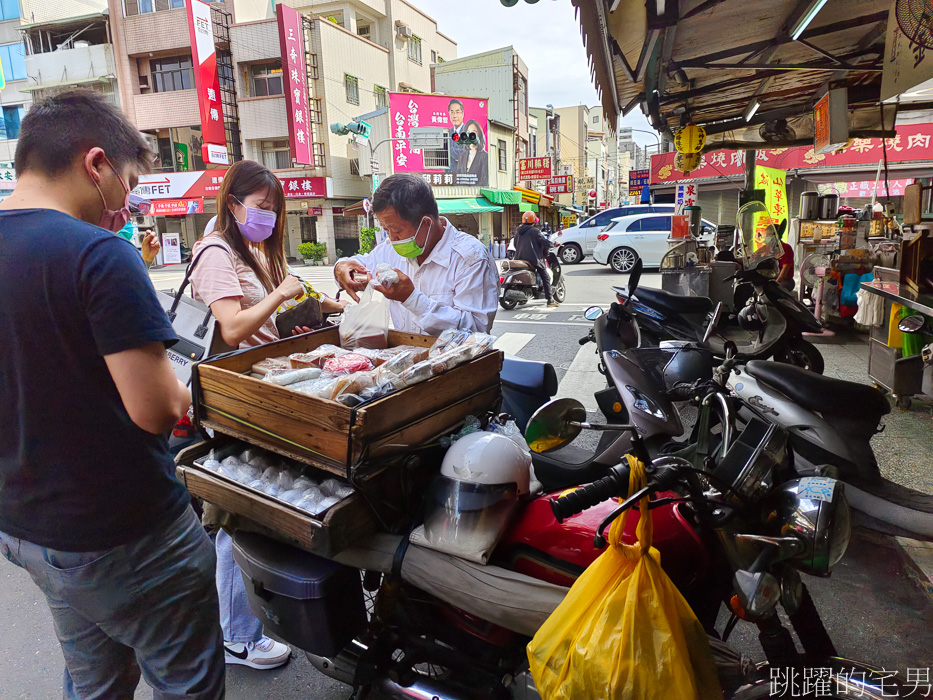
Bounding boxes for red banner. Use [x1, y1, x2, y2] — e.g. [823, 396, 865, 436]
[134, 171, 225, 199]
[187, 0, 227, 165]
[519, 157, 551, 181]
[650, 123, 933, 185]
[280, 176, 326, 198]
[151, 198, 204, 215]
[277, 5, 313, 167]
[546, 174, 573, 195]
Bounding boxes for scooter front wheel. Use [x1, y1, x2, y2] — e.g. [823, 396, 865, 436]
[500, 297, 518, 311]
[775, 338, 824, 374]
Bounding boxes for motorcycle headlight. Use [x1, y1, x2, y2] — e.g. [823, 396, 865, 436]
[775, 477, 851, 576]
[713, 417, 786, 503]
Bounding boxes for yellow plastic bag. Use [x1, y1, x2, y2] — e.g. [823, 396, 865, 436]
[527, 455, 722, 700]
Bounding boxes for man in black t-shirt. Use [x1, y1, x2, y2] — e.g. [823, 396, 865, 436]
[0, 91, 224, 698]
[513, 211, 559, 307]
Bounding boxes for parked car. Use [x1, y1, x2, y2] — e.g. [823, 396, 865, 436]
[592, 213, 716, 273]
[554, 204, 676, 264]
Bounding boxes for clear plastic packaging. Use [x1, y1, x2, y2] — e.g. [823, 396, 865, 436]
[331, 371, 377, 400]
[323, 353, 375, 376]
[400, 360, 435, 387]
[288, 345, 347, 369]
[262, 367, 322, 386]
[340, 282, 390, 349]
[251, 357, 291, 376]
[320, 478, 355, 499]
[429, 329, 471, 357]
[374, 262, 400, 286]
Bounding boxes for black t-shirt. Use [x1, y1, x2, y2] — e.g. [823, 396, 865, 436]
[513, 224, 549, 267]
[0, 209, 188, 551]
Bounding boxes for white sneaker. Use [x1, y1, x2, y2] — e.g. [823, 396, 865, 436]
[224, 637, 291, 669]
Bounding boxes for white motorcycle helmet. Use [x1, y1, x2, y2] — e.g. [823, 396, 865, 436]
[423, 432, 531, 554]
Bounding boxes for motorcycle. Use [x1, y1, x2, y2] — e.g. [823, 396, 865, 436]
[612, 202, 824, 373]
[231, 349, 893, 699]
[499, 243, 566, 310]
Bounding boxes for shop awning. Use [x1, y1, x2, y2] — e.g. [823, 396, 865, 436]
[518, 202, 538, 213]
[479, 189, 523, 205]
[343, 200, 366, 215]
[21, 76, 111, 92]
[437, 198, 504, 214]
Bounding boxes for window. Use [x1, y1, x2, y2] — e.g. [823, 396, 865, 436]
[422, 144, 448, 170]
[639, 216, 672, 232]
[357, 23, 371, 39]
[150, 55, 193, 93]
[625, 220, 642, 232]
[349, 157, 360, 175]
[408, 35, 422, 65]
[497, 140, 507, 171]
[0, 43, 26, 82]
[0, 105, 24, 140]
[344, 74, 359, 105]
[374, 85, 387, 109]
[261, 140, 291, 170]
[1, 0, 19, 20]
[517, 76, 526, 117]
[431, 49, 437, 63]
[593, 115, 599, 124]
[168, 0, 184, 7]
[135, 0, 154, 13]
[250, 63, 283, 97]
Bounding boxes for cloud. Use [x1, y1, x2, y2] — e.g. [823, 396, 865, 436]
[415, 0, 657, 146]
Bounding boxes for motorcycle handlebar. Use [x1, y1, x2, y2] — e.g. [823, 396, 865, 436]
[550, 463, 630, 522]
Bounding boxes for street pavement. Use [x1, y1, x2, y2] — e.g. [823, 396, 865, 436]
[2, 260, 932, 698]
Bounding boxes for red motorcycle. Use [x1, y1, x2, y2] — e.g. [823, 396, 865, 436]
[231, 352, 894, 699]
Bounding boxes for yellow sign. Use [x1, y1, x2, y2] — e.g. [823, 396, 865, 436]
[754, 165, 788, 231]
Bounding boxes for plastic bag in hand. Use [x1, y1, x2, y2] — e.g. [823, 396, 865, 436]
[374, 262, 400, 287]
[527, 455, 722, 700]
[340, 282, 389, 349]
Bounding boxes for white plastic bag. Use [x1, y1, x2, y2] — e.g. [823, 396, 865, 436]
[340, 282, 389, 349]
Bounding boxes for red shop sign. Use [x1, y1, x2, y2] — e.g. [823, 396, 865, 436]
[280, 176, 327, 198]
[151, 198, 204, 216]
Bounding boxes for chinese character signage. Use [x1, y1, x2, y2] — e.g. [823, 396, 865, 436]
[0, 165, 15, 189]
[519, 157, 551, 181]
[754, 165, 788, 228]
[186, 0, 227, 165]
[650, 123, 933, 184]
[279, 176, 327, 199]
[277, 5, 313, 166]
[817, 179, 914, 198]
[546, 174, 573, 195]
[388, 92, 489, 187]
[676, 183, 698, 206]
[133, 171, 226, 199]
[151, 198, 204, 216]
[628, 169, 649, 196]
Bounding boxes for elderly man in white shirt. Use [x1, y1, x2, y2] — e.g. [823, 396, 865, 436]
[335, 174, 498, 335]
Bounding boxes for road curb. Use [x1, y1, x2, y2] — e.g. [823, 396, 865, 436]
[896, 536, 933, 598]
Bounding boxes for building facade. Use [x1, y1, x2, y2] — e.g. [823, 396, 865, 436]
[0, 0, 30, 179]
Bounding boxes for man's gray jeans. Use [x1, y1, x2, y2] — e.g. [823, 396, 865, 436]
[0, 506, 225, 699]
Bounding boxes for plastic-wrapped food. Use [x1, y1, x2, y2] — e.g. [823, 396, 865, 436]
[362, 370, 406, 400]
[251, 357, 291, 376]
[374, 262, 400, 286]
[292, 376, 342, 400]
[380, 347, 430, 375]
[350, 347, 390, 366]
[400, 360, 435, 387]
[462, 332, 497, 355]
[323, 353, 375, 376]
[201, 459, 222, 473]
[293, 476, 317, 492]
[261, 367, 322, 386]
[429, 344, 478, 375]
[275, 470, 296, 492]
[429, 329, 471, 357]
[242, 450, 274, 470]
[289, 345, 347, 369]
[320, 478, 354, 499]
[278, 488, 306, 505]
[331, 371, 377, 400]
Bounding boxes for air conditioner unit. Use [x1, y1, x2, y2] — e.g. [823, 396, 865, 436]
[357, 24, 370, 38]
[143, 133, 158, 153]
[396, 25, 412, 39]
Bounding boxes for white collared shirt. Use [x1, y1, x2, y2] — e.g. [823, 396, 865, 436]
[341, 219, 498, 335]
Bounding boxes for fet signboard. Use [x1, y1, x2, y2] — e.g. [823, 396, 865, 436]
[280, 176, 327, 199]
[546, 174, 572, 195]
[134, 171, 226, 200]
[519, 157, 551, 181]
[277, 5, 313, 166]
[186, 0, 227, 165]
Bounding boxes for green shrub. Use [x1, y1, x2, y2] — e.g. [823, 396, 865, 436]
[298, 241, 327, 261]
[359, 227, 378, 254]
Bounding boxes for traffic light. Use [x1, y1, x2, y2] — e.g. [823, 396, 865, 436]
[452, 131, 477, 146]
[330, 121, 372, 138]
[501, 0, 540, 5]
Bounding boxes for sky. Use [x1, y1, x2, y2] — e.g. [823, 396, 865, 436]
[413, 0, 658, 148]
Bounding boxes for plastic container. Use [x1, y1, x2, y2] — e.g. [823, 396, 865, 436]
[231, 530, 366, 657]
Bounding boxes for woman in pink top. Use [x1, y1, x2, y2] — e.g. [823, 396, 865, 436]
[190, 160, 346, 670]
[191, 160, 344, 348]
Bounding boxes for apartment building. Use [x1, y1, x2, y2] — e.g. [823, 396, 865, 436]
[528, 105, 560, 168]
[554, 104, 592, 207]
[0, 0, 29, 179]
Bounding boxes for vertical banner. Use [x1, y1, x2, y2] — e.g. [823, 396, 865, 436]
[187, 0, 227, 165]
[754, 165, 788, 230]
[675, 183, 698, 206]
[277, 4, 313, 166]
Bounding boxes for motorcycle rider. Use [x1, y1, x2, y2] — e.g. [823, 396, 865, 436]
[513, 210, 559, 307]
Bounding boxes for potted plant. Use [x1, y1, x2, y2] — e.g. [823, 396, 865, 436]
[359, 226, 378, 254]
[297, 241, 316, 265]
[308, 242, 328, 266]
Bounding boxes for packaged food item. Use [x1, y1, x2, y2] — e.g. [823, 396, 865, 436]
[331, 371, 377, 400]
[320, 478, 355, 499]
[261, 367, 322, 386]
[289, 345, 347, 369]
[374, 262, 400, 286]
[462, 332, 497, 354]
[361, 370, 406, 400]
[351, 347, 394, 366]
[400, 360, 435, 387]
[251, 357, 291, 376]
[290, 376, 341, 399]
[323, 353, 375, 376]
[429, 329, 471, 357]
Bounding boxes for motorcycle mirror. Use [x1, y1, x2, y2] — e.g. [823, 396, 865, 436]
[898, 314, 927, 334]
[525, 398, 587, 453]
[584, 306, 604, 321]
[702, 302, 724, 344]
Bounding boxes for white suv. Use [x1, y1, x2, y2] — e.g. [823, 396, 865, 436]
[592, 213, 716, 273]
[555, 205, 676, 264]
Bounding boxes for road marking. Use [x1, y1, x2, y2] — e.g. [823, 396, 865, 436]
[555, 342, 605, 411]
[493, 332, 535, 356]
[494, 320, 591, 327]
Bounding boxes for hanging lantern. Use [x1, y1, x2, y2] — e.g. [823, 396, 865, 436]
[674, 123, 707, 154]
[674, 151, 701, 174]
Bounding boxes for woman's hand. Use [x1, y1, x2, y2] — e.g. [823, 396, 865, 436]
[141, 231, 161, 264]
[322, 297, 349, 314]
[275, 275, 304, 304]
[290, 326, 315, 336]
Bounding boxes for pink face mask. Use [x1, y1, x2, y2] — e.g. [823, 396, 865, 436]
[89, 156, 131, 232]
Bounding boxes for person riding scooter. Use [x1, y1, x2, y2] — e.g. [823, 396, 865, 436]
[513, 211, 559, 308]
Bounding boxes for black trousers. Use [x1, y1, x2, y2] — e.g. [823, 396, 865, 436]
[536, 264, 553, 302]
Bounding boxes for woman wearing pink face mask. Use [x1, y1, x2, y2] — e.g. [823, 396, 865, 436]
[190, 159, 344, 348]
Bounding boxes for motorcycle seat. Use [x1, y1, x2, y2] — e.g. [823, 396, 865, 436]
[502, 259, 535, 271]
[531, 445, 611, 492]
[501, 356, 558, 395]
[629, 287, 714, 316]
[744, 360, 890, 420]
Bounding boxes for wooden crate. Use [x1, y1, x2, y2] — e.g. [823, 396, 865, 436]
[191, 327, 503, 477]
[175, 436, 378, 557]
